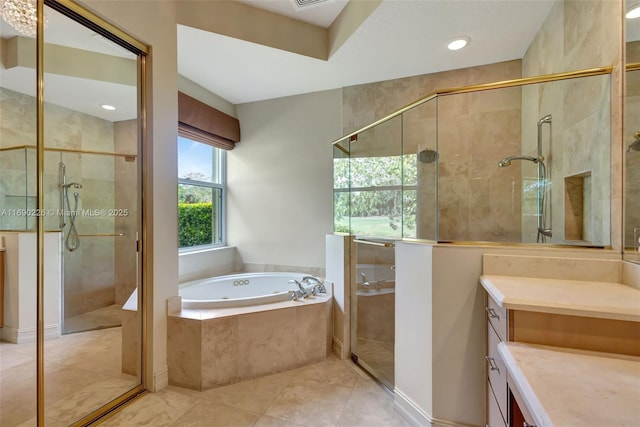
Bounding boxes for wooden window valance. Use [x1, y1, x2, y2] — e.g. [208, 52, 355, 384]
[178, 92, 240, 150]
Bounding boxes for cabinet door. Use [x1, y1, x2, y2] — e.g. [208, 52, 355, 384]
[488, 323, 508, 419]
[488, 382, 507, 427]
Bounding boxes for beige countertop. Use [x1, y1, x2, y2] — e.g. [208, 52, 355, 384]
[480, 275, 640, 322]
[498, 342, 640, 427]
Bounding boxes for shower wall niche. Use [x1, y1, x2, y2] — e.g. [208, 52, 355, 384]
[0, 87, 138, 331]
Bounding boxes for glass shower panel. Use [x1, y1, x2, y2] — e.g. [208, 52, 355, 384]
[351, 240, 396, 390]
[42, 4, 141, 424]
[625, 68, 640, 259]
[0, 148, 36, 230]
[402, 97, 437, 240]
[333, 140, 351, 233]
[436, 86, 523, 242]
[527, 75, 611, 246]
[347, 115, 403, 239]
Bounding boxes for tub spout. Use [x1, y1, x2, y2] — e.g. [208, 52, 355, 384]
[302, 276, 326, 294]
[289, 279, 306, 293]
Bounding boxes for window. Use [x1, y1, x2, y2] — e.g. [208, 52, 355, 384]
[333, 154, 417, 239]
[178, 136, 225, 249]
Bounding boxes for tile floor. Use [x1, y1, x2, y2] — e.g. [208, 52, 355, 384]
[0, 326, 138, 427]
[2, 324, 409, 427]
[64, 304, 123, 334]
[101, 354, 409, 427]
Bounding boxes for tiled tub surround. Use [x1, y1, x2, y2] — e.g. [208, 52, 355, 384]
[167, 287, 333, 391]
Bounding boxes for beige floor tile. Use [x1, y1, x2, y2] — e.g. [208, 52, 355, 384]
[337, 388, 409, 427]
[265, 381, 353, 426]
[285, 357, 360, 389]
[0, 402, 37, 427]
[171, 400, 261, 427]
[197, 371, 292, 413]
[352, 374, 391, 397]
[1, 360, 38, 426]
[15, 416, 67, 427]
[46, 377, 138, 424]
[100, 389, 198, 427]
[254, 414, 307, 426]
[0, 341, 36, 371]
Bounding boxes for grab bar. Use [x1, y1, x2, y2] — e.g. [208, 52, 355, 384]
[353, 239, 395, 248]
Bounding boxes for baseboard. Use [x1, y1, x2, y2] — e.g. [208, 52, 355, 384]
[394, 389, 431, 427]
[1, 324, 59, 343]
[394, 389, 482, 427]
[332, 337, 344, 359]
[152, 366, 169, 392]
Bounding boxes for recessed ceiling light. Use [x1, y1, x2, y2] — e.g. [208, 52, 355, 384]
[447, 37, 470, 51]
[627, 5, 640, 19]
[101, 104, 116, 111]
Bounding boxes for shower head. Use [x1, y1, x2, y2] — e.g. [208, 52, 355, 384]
[64, 182, 83, 189]
[498, 155, 542, 168]
[418, 149, 438, 164]
[537, 114, 552, 125]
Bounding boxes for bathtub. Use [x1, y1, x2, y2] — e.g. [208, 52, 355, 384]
[356, 263, 395, 295]
[169, 271, 333, 390]
[179, 272, 320, 309]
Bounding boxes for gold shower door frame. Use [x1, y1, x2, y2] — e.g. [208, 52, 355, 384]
[34, 1, 150, 425]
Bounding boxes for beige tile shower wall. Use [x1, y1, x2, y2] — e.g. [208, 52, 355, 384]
[114, 120, 138, 305]
[0, 88, 36, 230]
[0, 87, 118, 317]
[625, 49, 640, 252]
[342, 60, 523, 242]
[438, 88, 522, 242]
[522, 0, 623, 248]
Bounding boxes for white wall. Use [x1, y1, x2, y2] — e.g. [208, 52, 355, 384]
[394, 241, 434, 425]
[1, 233, 61, 343]
[229, 90, 342, 270]
[84, 0, 179, 391]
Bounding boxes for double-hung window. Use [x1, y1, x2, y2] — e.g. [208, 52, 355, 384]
[178, 136, 225, 249]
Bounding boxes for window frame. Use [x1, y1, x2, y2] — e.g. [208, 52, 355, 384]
[178, 139, 227, 252]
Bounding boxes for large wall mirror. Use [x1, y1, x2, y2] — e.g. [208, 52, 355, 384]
[0, 0, 147, 425]
[626, 1, 640, 263]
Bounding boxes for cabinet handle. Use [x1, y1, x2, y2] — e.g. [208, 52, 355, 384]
[486, 356, 500, 373]
[485, 307, 500, 320]
[523, 423, 537, 427]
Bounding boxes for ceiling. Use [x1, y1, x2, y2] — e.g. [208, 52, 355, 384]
[0, 0, 560, 121]
[178, 0, 556, 105]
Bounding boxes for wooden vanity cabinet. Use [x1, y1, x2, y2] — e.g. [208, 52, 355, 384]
[485, 296, 508, 427]
[485, 291, 640, 427]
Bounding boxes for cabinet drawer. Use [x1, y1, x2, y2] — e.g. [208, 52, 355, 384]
[486, 296, 507, 341]
[487, 324, 507, 420]
[487, 382, 507, 427]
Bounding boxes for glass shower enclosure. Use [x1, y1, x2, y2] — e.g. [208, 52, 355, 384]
[333, 69, 612, 389]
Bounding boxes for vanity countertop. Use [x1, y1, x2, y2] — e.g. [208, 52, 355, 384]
[479, 275, 640, 322]
[498, 342, 640, 427]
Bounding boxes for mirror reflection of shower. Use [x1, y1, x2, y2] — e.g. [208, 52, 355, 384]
[498, 114, 552, 243]
[59, 161, 83, 251]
